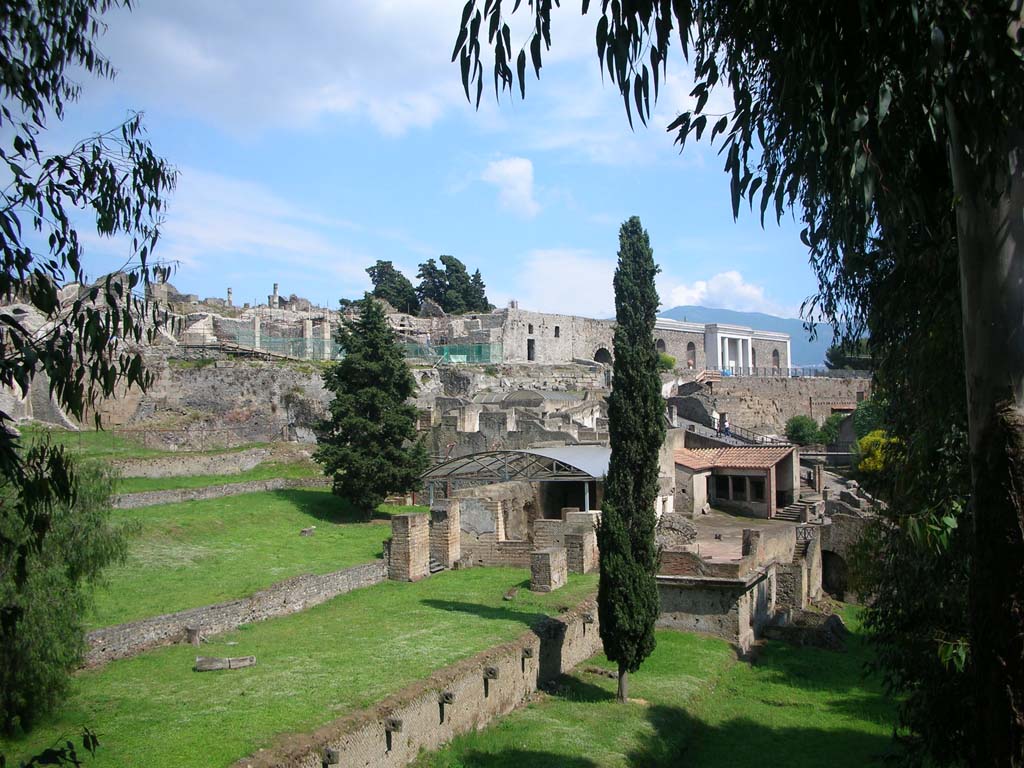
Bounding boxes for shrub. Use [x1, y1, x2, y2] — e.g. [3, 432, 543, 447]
[817, 412, 847, 446]
[857, 429, 898, 477]
[785, 415, 820, 445]
[0, 456, 128, 734]
[852, 397, 885, 439]
[657, 353, 676, 371]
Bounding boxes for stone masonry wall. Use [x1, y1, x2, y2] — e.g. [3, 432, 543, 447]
[429, 503, 461, 569]
[234, 600, 603, 768]
[708, 376, 872, 432]
[110, 476, 329, 509]
[110, 447, 270, 478]
[530, 548, 568, 592]
[86, 561, 386, 666]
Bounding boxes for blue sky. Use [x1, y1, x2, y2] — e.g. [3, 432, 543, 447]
[60, 0, 820, 320]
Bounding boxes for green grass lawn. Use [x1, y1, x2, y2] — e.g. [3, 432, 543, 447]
[114, 458, 322, 493]
[89, 488, 422, 628]
[414, 607, 896, 768]
[1, 569, 599, 768]
[17, 424, 267, 460]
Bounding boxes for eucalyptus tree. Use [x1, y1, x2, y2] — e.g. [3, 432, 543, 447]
[453, 1, 1024, 763]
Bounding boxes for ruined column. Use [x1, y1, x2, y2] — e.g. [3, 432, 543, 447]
[530, 547, 568, 592]
[252, 315, 261, 352]
[226, 287, 233, 307]
[429, 501, 461, 569]
[303, 318, 314, 360]
[389, 513, 430, 582]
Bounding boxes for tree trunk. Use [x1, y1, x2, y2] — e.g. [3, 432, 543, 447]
[947, 111, 1024, 765]
[617, 663, 629, 703]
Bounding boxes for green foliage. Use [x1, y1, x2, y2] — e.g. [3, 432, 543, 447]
[0, 1, 173, 741]
[825, 340, 873, 370]
[366, 260, 420, 314]
[598, 217, 664, 688]
[415, 256, 491, 314]
[314, 298, 428, 517]
[0, 457, 127, 734]
[817, 412, 846, 446]
[785, 415, 819, 446]
[852, 398, 885, 440]
[656, 352, 676, 371]
[857, 430, 895, 477]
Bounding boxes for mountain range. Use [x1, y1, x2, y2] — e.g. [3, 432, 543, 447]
[658, 305, 835, 367]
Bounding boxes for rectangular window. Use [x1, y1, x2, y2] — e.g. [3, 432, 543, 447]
[554, 325, 560, 338]
[750, 478, 765, 502]
[527, 338, 536, 361]
[528, 323, 534, 334]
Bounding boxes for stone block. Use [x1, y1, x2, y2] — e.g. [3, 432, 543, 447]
[390, 513, 430, 582]
[565, 529, 598, 574]
[530, 547, 568, 593]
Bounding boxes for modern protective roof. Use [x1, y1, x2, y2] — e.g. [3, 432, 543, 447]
[675, 446, 794, 472]
[422, 445, 611, 483]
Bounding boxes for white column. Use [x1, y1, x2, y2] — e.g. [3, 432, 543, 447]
[721, 336, 728, 368]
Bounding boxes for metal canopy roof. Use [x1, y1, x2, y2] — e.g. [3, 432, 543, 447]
[422, 445, 611, 483]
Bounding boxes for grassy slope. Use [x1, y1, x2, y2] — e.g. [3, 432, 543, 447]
[89, 488, 422, 628]
[18, 425, 266, 460]
[114, 459, 321, 493]
[1, 569, 599, 768]
[415, 608, 895, 768]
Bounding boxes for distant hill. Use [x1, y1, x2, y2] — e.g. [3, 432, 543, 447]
[658, 305, 834, 367]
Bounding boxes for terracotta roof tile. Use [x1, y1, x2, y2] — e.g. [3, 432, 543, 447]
[674, 445, 794, 471]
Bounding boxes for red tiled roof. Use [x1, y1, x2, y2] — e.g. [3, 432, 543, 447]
[674, 445, 794, 471]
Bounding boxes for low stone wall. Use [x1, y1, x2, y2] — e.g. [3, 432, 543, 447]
[111, 476, 329, 509]
[85, 560, 387, 666]
[234, 600, 603, 768]
[110, 447, 271, 478]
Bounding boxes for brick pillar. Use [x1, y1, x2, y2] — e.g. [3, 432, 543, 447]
[303, 318, 314, 359]
[565, 529, 598, 574]
[389, 513, 430, 582]
[814, 464, 825, 493]
[429, 501, 461, 569]
[530, 547, 568, 592]
[252, 315, 261, 352]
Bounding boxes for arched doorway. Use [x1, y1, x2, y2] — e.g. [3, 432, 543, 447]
[686, 342, 696, 369]
[822, 550, 849, 600]
[656, 338, 667, 353]
[594, 347, 613, 365]
[771, 348, 781, 369]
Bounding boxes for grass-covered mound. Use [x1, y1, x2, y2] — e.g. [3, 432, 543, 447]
[415, 607, 895, 768]
[89, 488, 421, 628]
[2, 569, 599, 768]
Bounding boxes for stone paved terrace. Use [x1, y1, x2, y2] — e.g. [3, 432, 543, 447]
[688, 508, 800, 562]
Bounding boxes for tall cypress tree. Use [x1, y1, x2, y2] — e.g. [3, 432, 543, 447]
[597, 216, 665, 703]
[314, 296, 427, 518]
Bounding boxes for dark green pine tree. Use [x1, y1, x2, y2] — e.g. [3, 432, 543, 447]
[597, 216, 666, 703]
[366, 260, 420, 315]
[469, 269, 492, 312]
[415, 258, 447, 309]
[314, 296, 428, 518]
[440, 254, 473, 314]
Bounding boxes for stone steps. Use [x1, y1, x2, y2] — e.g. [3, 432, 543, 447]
[775, 505, 804, 522]
[428, 557, 446, 574]
[792, 540, 810, 563]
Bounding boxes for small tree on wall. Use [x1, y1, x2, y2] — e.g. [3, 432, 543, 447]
[314, 297, 428, 517]
[597, 216, 666, 703]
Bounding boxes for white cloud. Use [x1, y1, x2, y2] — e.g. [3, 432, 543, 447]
[481, 157, 541, 218]
[86, 0, 472, 136]
[660, 270, 794, 316]
[495, 250, 615, 317]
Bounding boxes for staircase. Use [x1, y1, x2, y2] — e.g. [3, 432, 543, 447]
[792, 539, 810, 563]
[695, 369, 721, 385]
[429, 556, 446, 574]
[775, 504, 804, 523]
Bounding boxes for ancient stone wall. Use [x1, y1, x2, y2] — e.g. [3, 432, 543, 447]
[429, 503, 461, 569]
[235, 601, 603, 768]
[500, 309, 615, 364]
[110, 476, 329, 509]
[530, 548, 568, 592]
[708, 376, 872, 432]
[85, 561, 386, 666]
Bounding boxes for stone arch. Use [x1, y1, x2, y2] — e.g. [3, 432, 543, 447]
[821, 550, 849, 600]
[594, 347, 613, 365]
[655, 338, 667, 353]
[686, 342, 696, 369]
[771, 348, 781, 369]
